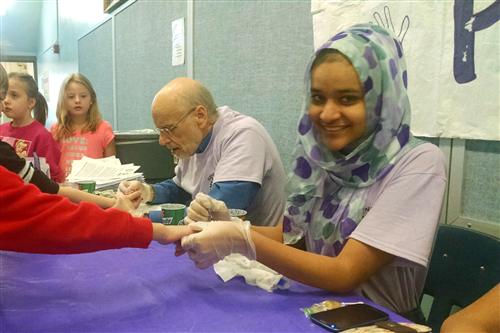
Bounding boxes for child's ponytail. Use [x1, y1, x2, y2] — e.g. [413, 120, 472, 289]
[0, 65, 7, 93]
[34, 92, 48, 126]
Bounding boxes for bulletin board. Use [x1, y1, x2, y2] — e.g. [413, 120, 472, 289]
[78, 18, 115, 127]
[113, 0, 187, 130]
[193, 0, 314, 169]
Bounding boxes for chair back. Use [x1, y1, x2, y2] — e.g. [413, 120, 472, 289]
[423, 224, 500, 332]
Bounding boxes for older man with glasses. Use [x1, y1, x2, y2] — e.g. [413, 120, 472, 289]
[119, 77, 286, 227]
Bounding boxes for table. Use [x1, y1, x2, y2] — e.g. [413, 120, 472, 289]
[0, 243, 409, 332]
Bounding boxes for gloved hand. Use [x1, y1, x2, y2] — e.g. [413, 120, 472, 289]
[118, 180, 153, 203]
[184, 192, 231, 224]
[181, 220, 256, 269]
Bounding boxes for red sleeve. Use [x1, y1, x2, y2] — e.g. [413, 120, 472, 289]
[0, 166, 152, 254]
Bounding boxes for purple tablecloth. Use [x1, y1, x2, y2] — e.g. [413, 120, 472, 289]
[0, 242, 409, 332]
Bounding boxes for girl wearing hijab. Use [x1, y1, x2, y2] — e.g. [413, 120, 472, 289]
[181, 23, 447, 322]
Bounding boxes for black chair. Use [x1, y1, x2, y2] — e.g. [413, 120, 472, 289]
[422, 224, 500, 332]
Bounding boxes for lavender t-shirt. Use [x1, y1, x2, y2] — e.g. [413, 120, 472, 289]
[351, 143, 447, 313]
[302, 143, 446, 313]
[173, 106, 286, 226]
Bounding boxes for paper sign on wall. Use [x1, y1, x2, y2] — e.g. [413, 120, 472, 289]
[172, 17, 185, 66]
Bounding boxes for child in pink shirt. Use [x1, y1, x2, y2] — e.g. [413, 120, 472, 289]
[51, 73, 116, 180]
[0, 72, 62, 182]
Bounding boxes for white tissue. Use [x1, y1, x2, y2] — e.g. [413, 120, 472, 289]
[213, 253, 290, 293]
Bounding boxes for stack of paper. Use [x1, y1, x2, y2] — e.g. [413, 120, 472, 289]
[66, 156, 144, 190]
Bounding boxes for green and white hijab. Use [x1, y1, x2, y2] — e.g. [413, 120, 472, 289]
[283, 23, 422, 255]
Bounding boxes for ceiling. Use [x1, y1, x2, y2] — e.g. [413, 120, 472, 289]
[0, 0, 43, 56]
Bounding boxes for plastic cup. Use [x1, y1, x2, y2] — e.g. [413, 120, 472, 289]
[77, 180, 96, 193]
[161, 203, 186, 225]
[229, 209, 247, 220]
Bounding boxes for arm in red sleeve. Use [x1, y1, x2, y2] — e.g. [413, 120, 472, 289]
[0, 166, 152, 254]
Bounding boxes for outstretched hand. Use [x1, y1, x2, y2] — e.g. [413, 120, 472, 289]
[112, 191, 142, 213]
[152, 223, 194, 245]
[118, 180, 153, 203]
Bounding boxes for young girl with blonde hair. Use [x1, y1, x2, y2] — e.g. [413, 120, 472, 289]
[51, 73, 116, 180]
[0, 72, 62, 182]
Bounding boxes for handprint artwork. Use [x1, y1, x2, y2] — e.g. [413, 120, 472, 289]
[372, 5, 410, 44]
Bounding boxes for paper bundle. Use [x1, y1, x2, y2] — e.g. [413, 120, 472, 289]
[66, 156, 144, 190]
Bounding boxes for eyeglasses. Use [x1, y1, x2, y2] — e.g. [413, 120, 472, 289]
[154, 106, 197, 137]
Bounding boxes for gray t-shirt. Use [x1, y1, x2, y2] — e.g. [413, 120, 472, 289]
[173, 106, 286, 226]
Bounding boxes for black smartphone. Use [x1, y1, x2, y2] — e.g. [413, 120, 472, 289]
[309, 303, 389, 332]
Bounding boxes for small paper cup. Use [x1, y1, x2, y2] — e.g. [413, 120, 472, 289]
[161, 203, 186, 225]
[77, 180, 96, 193]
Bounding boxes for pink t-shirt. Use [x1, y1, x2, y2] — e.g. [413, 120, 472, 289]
[0, 121, 63, 182]
[51, 121, 115, 180]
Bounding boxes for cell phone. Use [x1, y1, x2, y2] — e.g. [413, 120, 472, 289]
[309, 303, 389, 332]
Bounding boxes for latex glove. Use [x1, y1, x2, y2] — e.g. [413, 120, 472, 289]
[111, 191, 141, 213]
[181, 220, 256, 269]
[184, 192, 231, 224]
[118, 180, 153, 203]
[152, 223, 194, 245]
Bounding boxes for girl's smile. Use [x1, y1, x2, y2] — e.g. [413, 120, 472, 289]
[308, 57, 366, 152]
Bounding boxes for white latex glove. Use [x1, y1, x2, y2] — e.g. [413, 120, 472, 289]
[184, 192, 231, 224]
[118, 180, 153, 203]
[181, 220, 256, 269]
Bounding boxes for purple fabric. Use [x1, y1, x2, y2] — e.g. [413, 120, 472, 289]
[0, 243, 409, 332]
